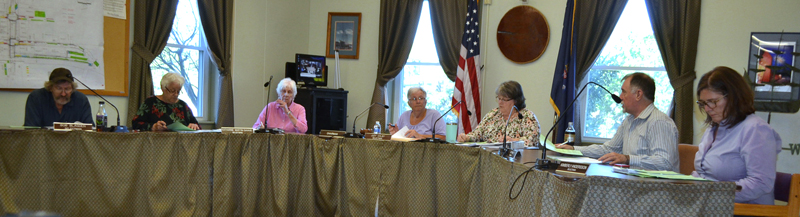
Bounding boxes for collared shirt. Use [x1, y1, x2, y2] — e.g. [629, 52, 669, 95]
[575, 104, 679, 172]
[396, 109, 446, 136]
[252, 101, 308, 134]
[462, 108, 541, 147]
[24, 88, 93, 127]
[692, 114, 782, 205]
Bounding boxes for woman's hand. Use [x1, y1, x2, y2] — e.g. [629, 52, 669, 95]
[276, 99, 290, 113]
[457, 133, 468, 142]
[555, 143, 574, 150]
[187, 123, 200, 130]
[405, 129, 422, 138]
[387, 124, 399, 134]
[152, 121, 168, 131]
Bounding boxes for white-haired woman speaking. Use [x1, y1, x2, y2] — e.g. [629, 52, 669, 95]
[132, 72, 200, 131]
[252, 78, 308, 133]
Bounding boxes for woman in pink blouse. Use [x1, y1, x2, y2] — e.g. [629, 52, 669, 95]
[252, 78, 308, 133]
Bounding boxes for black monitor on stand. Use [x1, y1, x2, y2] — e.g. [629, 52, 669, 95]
[289, 53, 328, 89]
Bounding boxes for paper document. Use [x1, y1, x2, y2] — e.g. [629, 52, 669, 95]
[548, 155, 601, 164]
[390, 126, 415, 141]
[613, 168, 710, 181]
[454, 142, 503, 147]
[167, 122, 195, 131]
[179, 129, 222, 133]
[545, 142, 583, 156]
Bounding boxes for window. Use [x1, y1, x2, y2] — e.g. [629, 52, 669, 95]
[581, 0, 674, 141]
[390, 0, 456, 123]
[149, 0, 217, 120]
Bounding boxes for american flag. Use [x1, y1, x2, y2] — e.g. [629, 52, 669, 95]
[453, 0, 481, 134]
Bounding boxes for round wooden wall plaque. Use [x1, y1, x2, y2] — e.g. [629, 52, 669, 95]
[496, 5, 549, 64]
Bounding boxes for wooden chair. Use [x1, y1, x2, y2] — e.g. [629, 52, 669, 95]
[733, 172, 800, 217]
[677, 144, 698, 175]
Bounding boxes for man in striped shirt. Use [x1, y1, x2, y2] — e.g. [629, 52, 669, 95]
[557, 73, 679, 172]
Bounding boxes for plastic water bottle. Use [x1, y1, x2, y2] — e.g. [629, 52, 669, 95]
[564, 122, 575, 145]
[373, 121, 381, 134]
[96, 101, 108, 132]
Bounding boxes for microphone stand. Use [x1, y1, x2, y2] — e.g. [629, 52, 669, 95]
[70, 75, 129, 132]
[255, 76, 275, 133]
[417, 100, 462, 143]
[498, 106, 521, 158]
[536, 81, 620, 169]
[345, 102, 389, 138]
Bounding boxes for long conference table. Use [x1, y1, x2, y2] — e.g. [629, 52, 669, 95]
[0, 130, 735, 216]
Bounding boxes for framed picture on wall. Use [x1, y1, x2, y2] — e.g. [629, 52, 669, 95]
[326, 12, 361, 59]
[747, 32, 800, 102]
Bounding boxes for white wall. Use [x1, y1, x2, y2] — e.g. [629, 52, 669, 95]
[231, 0, 311, 127]
[695, 0, 800, 173]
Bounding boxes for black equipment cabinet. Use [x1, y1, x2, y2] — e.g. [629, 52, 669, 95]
[294, 88, 348, 134]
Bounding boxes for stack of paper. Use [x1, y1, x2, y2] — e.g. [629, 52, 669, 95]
[390, 126, 416, 142]
[544, 142, 583, 156]
[613, 168, 709, 181]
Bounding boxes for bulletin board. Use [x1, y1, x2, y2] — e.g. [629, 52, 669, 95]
[0, 0, 130, 97]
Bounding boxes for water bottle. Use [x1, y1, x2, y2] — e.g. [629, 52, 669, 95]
[96, 101, 108, 132]
[373, 121, 381, 134]
[564, 122, 575, 145]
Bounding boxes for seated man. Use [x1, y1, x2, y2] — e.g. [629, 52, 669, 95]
[24, 68, 92, 127]
[557, 73, 679, 172]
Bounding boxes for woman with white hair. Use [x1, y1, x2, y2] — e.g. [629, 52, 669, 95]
[132, 72, 200, 131]
[252, 78, 308, 133]
[387, 87, 445, 139]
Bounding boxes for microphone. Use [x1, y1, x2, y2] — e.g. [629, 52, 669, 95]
[67, 73, 129, 133]
[346, 102, 389, 138]
[263, 75, 273, 87]
[536, 81, 620, 169]
[499, 105, 521, 158]
[418, 100, 462, 143]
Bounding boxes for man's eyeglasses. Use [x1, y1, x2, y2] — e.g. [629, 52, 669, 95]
[408, 97, 426, 102]
[696, 95, 726, 109]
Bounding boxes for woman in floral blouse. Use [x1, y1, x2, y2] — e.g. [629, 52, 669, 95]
[457, 80, 540, 147]
[131, 72, 200, 131]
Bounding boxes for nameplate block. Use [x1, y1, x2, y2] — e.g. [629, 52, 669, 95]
[318, 130, 346, 139]
[556, 162, 590, 176]
[53, 122, 92, 131]
[364, 133, 391, 140]
[221, 127, 254, 134]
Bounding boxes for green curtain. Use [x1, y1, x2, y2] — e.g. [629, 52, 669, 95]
[197, 0, 235, 128]
[644, 0, 701, 144]
[127, 0, 179, 126]
[365, 0, 424, 129]
[428, 0, 469, 82]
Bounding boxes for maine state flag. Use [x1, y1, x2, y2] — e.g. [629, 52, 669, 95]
[549, 0, 576, 144]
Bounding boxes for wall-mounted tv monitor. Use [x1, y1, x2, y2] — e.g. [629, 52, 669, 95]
[293, 53, 327, 88]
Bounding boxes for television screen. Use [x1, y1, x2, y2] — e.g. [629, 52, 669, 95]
[295, 53, 327, 87]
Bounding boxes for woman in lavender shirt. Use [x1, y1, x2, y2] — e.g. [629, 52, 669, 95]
[692, 66, 782, 205]
[387, 87, 446, 139]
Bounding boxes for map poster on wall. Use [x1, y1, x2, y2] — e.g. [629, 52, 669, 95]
[0, 0, 104, 89]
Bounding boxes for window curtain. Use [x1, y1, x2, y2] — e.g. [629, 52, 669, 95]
[197, 0, 235, 128]
[365, 0, 424, 129]
[644, 0, 701, 144]
[551, 0, 628, 144]
[127, 0, 179, 126]
[428, 0, 469, 82]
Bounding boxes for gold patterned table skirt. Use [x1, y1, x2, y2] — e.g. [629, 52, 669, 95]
[0, 130, 735, 216]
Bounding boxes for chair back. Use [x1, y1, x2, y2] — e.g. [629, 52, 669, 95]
[733, 173, 800, 216]
[774, 172, 792, 202]
[677, 144, 698, 175]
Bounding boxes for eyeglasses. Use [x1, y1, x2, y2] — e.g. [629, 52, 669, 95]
[408, 97, 426, 102]
[696, 95, 727, 109]
[163, 87, 181, 95]
[496, 96, 512, 102]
